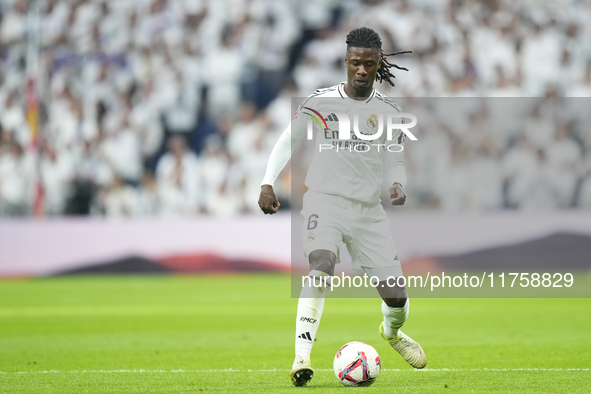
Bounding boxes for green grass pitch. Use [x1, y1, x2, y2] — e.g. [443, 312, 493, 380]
[0, 274, 589, 393]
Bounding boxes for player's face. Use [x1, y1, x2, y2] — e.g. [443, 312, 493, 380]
[344, 47, 380, 97]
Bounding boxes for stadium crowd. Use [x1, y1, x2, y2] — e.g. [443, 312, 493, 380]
[1, 0, 591, 217]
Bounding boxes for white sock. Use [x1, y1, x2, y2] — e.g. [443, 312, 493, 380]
[294, 270, 329, 368]
[382, 298, 409, 338]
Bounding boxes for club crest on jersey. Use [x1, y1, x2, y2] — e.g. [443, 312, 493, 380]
[367, 114, 378, 129]
[307, 232, 315, 242]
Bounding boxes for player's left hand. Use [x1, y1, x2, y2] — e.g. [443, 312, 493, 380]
[389, 183, 406, 205]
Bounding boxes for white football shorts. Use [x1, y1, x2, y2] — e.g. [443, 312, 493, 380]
[300, 190, 403, 281]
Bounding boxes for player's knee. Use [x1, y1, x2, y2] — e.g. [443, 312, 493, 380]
[308, 249, 336, 276]
[383, 296, 407, 308]
[380, 283, 408, 307]
[377, 279, 407, 301]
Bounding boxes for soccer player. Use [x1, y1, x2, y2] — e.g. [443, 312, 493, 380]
[258, 27, 426, 387]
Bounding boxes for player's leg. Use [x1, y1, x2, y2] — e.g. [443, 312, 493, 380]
[377, 281, 408, 337]
[377, 279, 426, 369]
[349, 203, 426, 369]
[294, 250, 335, 364]
[291, 249, 336, 386]
[292, 191, 343, 385]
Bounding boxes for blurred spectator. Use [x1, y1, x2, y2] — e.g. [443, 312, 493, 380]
[0, 1, 28, 47]
[100, 175, 137, 216]
[1, 93, 31, 147]
[156, 134, 201, 216]
[99, 119, 143, 184]
[39, 142, 74, 215]
[202, 25, 245, 121]
[201, 134, 231, 212]
[502, 135, 538, 209]
[0, 135, 35, 216]
[226, 101, 263, 162]
[134, 170, 160, 215]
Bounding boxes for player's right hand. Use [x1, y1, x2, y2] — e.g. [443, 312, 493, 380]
[259, 184, 281, 214]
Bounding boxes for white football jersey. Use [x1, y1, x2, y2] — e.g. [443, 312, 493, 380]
[290, 82, 407, 204]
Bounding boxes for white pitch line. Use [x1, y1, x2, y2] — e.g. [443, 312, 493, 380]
[0, 368, 588, 374]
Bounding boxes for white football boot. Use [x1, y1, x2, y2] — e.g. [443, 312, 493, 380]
[290, 359, 314, 386]
[380, 322, 427, 369]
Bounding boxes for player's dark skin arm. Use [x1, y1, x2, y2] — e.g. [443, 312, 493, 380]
[259, 184, 280, 214]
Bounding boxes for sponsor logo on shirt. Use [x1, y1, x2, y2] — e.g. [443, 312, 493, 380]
[301, 107, 417, 153]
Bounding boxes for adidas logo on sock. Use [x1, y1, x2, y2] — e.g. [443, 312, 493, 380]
[298, 332, 313, 341]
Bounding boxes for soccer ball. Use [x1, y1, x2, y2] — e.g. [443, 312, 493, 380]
[333, 341, 381, 386]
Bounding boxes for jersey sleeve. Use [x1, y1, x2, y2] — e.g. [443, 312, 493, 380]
[260, 105, 308, 187]
[385, 126, 407, 189]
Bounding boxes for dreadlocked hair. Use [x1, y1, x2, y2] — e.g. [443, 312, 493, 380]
[345, 27, 412, 86]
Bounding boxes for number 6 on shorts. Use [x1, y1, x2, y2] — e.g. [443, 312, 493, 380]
[307, 214, 319, 230]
